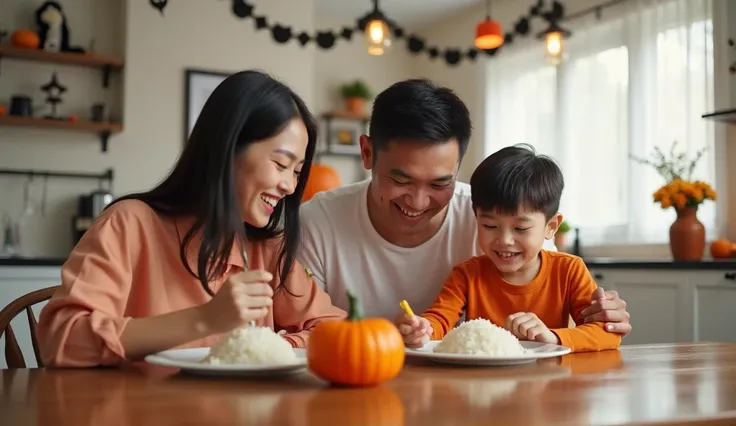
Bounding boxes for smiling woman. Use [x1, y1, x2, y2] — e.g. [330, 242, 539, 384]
[35, 70, 347, 368]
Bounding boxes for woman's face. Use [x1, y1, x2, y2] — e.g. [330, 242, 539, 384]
[234, 117, 308, 228]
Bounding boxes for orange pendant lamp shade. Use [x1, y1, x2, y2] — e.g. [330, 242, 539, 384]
[302, 164, 342, 203]
[474, 20, 504, 50]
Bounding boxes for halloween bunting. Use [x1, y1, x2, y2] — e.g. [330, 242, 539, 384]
[149, 0, 567, 67]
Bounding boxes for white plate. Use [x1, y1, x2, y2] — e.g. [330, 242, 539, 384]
[405, 340, 571, 366]
[144, 347, 308, 377]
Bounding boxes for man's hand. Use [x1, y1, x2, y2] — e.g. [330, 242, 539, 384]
[581, 287, 632, 336]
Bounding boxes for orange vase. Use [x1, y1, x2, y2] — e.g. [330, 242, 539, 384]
[346, 97, 364, 115]
[669, 206, 705, 261]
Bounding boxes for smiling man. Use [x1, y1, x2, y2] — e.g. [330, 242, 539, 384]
[298, 78, 632, 335]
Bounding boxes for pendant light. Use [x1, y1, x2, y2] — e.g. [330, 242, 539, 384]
[474, 0, 504, 50]
[537, 18, 571, 65]
[364, 0, 391, 56]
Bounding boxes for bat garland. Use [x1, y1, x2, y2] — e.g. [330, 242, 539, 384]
[150, 0, 567, 66]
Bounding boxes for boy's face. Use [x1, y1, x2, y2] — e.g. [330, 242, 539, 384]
[475, 208, 562, 277]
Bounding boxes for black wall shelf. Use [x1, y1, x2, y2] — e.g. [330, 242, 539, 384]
[0, 167, 114, 183]
[317, 111, 369, 161]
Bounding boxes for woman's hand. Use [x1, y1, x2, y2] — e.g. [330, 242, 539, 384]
[202, 270, 274, 334]
[119, 270, 274, 361]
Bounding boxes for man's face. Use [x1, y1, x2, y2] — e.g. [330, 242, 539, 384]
[360, 136, 460, 240]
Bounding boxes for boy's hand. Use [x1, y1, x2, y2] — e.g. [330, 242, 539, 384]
[505, 312, 560, 344]
[394, 313, 433, 348]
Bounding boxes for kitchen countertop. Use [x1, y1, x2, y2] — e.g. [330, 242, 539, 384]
[1, 255, 735, 270]
[583, 257, 736, 270]
[0, 257, 67, 267]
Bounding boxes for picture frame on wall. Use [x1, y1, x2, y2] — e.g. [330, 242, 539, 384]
[184, 68, 230, 143]
[327, 121, 363, 154]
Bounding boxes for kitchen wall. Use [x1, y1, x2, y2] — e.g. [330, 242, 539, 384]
[0, 0, 413, 258]
[312, 15, 413, 183]
[0, 0, 125, 258]
[719, 0, 736, 243]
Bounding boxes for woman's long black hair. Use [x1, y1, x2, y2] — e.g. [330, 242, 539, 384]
[112, 70, 317, 296]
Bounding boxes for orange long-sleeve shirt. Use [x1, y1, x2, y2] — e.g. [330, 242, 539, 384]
[421, 250, 621, 353]
[36, 199, 347, 368]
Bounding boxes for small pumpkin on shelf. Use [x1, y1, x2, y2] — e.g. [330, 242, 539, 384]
[10, 29, 40, 49]
[307, 291, 405, 387]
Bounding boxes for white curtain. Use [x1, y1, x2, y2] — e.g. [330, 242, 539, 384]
[484, 0, 715, 246]
[485, 47, 557, 158]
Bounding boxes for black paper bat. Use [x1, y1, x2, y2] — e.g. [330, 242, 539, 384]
[150, 0, 167, 16]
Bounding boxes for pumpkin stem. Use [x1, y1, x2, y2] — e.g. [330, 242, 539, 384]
[347, 291, 363, 321]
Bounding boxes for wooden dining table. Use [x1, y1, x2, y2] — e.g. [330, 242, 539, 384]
[2, 342, 736, 425]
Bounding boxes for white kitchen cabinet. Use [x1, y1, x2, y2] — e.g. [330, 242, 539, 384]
[588, 269, 689, 345]
[689, 271, 736, 343]
[587, 267, 736, 346]
[0, 266, 62, 369]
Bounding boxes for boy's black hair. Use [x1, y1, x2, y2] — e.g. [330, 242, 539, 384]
[470, 143, 564, 219]
[369, 78, 472, 162]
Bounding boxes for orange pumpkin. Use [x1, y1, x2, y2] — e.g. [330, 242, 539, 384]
[302, 163, 341, 202]
[710, 239, 734, 259]
[0, 105, 6, 116]
[307, 291, 405, 386]
[10, 29, 40, 49]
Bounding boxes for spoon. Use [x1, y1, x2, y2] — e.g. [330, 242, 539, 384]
[241, 246, 256, 329]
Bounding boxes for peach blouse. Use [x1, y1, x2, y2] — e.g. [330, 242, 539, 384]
[37, 199, 347, 367]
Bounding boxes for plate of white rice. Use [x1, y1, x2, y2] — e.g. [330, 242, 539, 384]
[144, 326, 307, 376]
[404, 319, 571, 366]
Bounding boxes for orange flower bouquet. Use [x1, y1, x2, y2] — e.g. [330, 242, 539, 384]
[630, 141, 717, 210]
[630, 141, 716, 261]
[652, 179, 717, 210]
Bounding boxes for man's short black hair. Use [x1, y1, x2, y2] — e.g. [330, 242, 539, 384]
[369, 78, 472, 161]
[470, 143, 564, 220]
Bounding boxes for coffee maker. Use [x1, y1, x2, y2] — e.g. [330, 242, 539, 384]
[72, 189, 113, 244]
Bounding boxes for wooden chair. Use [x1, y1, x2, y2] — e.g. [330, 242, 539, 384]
[0, 286, 59, 369]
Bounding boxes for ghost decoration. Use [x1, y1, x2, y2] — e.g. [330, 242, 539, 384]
[35, 1, 85, 53]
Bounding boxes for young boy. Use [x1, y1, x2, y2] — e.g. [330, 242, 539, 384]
[395, 144, 621, 353]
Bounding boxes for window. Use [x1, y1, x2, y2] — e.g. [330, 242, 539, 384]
[560, 45, 629, 231]
[484, 0, 715, 246]
[485, 49, 557, 157]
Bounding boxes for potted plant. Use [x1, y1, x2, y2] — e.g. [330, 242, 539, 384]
[555, 220, 571, 251]
[340, 80, 372, 115]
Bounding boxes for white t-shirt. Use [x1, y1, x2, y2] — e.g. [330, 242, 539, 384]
[298, 179, 556, 319]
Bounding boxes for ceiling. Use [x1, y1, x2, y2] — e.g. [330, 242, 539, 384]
[314, 0, 485, 30]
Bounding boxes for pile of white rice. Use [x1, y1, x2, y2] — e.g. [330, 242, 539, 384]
[201, 326, 298, 365]
[433, 319, 529, 356]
